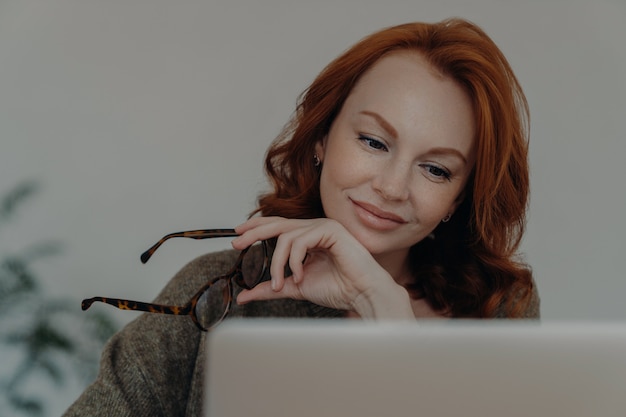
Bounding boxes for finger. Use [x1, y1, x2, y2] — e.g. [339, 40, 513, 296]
[234, 216, 285, 237]
[236, 282, 274, 304]
[288, 237, 310, 284]
[235, 219, 303, 282]
[231, 217, 287, 250]
[269, 233, 292, 290]
[270, 225, 316, 285]
[233, 218, 312, 290]
[236, 279, 303, 305]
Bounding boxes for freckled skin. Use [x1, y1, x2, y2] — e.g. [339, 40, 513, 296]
[315, 50, 476, 270]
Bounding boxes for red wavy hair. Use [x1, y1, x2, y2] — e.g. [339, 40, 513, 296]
[255, 18, 535, 318]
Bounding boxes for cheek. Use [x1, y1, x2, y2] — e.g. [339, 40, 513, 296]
[319, 162, 350, 205]
[409, 182, 462, 222]
[319, 156, 372, 220]
[321, 148, 370, 191]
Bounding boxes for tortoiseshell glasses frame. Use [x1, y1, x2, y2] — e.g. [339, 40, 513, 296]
[81, 229, 269, 331]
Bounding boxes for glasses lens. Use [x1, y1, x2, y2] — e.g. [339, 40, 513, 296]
[240, 241, 268, 288]
[195, 279, 230, 331]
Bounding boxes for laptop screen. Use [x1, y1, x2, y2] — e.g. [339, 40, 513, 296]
[205, 320, 626, 417]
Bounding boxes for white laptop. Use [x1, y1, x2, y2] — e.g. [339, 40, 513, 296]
[205, 319, 626, 417]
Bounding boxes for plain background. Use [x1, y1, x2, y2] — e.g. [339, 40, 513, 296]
[1, 0, 625, 414]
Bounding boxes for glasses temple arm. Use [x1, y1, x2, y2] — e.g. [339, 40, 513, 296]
[81, 296, 192, 316]
[140, 229, 239, 264]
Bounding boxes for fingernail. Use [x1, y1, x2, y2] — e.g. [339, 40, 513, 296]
[235, 293, 248, 305]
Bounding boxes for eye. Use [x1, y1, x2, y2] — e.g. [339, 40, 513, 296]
[358, 134, 388, 151]
[420, 164, 452, 181]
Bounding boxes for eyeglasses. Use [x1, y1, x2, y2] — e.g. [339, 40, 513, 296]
[81, 229, 269, 331]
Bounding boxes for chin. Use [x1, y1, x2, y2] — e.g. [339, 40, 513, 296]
[351, 228, 414, 256]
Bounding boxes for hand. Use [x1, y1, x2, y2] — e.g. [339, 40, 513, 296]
[231, 217, 414, 319]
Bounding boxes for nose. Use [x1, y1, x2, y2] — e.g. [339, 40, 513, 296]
[372, 160, 411, 201]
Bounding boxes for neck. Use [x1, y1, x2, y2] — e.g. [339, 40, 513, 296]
[373, 249, 412, 287]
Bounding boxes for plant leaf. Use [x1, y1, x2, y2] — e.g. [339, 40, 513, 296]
[0, 180, 40, 222]
[8, 392, 43, 416]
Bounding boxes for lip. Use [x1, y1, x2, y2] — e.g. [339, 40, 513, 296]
[350, 199, 407, 228]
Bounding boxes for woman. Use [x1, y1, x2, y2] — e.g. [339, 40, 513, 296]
[65, 18, 539, 416]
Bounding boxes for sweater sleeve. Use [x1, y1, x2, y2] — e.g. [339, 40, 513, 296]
[62, 250, 240, 417]
[520, 277, 541, 319]
[494, 276, 541, 319]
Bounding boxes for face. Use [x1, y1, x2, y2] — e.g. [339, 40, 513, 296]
[315, 50, 476, 266]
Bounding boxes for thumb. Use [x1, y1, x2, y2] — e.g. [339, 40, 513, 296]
[236, 279, 304, 305]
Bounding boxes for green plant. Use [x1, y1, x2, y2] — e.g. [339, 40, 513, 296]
[0, 181, 117, 417]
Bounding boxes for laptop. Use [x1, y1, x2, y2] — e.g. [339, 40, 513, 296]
[205, 319, 626, 417]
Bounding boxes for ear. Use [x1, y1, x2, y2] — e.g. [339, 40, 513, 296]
[314, 137, 327, 163]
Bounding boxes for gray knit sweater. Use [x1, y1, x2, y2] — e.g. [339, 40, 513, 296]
[63, 248, 539, 417]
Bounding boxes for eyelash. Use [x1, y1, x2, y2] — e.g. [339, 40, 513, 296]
[420, 164, 452, 181]
[358, 134, 452, 182]
[358, 134, 388, 151]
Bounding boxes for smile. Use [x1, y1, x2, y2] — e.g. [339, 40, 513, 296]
[350, 199, 407, 230]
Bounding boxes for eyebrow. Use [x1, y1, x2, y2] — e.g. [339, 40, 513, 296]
[426, 147, 468, 165]
[359, 110, 468, 165]
[359, 110, 398, 138]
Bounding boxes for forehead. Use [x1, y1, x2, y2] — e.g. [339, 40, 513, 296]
[342, 50, 476, 156]
[348, 50, 464, 113]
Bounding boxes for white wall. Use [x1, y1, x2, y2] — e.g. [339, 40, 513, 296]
[1, 0, 625, 412]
